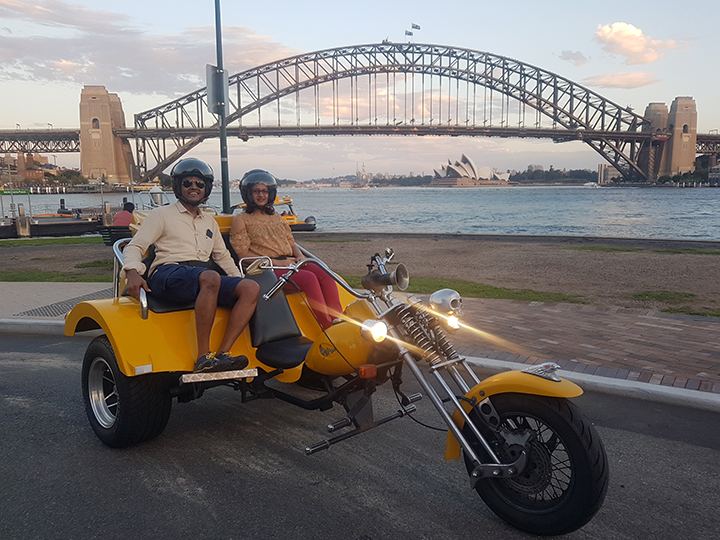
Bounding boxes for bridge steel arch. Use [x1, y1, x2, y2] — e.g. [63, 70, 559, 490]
[134, 43, 654, 181]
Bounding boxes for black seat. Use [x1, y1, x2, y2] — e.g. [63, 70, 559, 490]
[246, 270, 312, 370]
[221, 232, 240, 265]
[145, 294, 197, 314]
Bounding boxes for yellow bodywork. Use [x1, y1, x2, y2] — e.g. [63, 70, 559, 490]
[66, 211, 366, 382]
[304, 298, 379, 376]
[443, 371, 583, 460]
[65, 288, 358, 383]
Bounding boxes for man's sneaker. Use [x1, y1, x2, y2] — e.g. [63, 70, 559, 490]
[216, 352, 249, 370]
[193, 352, 233, 373]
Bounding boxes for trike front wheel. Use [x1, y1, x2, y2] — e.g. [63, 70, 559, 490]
[462, 393, 608, 536]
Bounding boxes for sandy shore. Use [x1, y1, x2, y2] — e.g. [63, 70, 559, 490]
[3, 233, 720, 313]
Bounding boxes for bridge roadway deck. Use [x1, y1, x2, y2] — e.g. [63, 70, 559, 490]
[2, 127, 720, 154]
[0, 282, 718, 403]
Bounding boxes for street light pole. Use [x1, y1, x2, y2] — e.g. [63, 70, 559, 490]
[214, 0, 231, 214]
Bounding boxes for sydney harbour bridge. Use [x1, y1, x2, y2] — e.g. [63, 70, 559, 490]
[2, 43, 720, 182]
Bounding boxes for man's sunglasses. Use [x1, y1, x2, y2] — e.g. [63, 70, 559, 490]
[182, 179, 205, 189]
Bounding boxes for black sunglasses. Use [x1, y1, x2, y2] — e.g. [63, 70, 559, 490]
[182, 179, 205, 189]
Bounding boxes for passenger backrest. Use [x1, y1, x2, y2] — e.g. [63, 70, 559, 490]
[221, 232, 240, 265]
[246, 270, 302, 348]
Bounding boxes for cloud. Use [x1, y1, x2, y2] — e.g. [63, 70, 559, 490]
[0, 0, 296, 97]
[582, 71, 659, 89]
[595, 22, 680, 65]
[558, 50, 588, 68]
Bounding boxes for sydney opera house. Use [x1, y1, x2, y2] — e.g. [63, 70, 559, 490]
[431, 154, 510, 187]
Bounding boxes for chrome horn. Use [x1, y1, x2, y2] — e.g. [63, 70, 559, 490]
[361, 263, 409, 293]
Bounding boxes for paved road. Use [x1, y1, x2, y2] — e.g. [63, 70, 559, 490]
[1, 333, 719, 540]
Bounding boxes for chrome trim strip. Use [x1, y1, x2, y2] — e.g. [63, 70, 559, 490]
[180, 368, 258, 383]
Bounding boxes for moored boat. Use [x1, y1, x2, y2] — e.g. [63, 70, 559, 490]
[0, 218, 16, 239]
[29, 214, 99, 237]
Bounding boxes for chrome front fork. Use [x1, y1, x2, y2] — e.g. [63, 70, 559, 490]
[387, 325, 501, 467]
[397, 343, 528, 484]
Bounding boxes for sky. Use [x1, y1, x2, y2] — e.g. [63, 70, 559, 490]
[1, 0, 718, 180]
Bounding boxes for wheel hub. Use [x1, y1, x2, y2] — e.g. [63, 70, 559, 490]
[87, 357, 118, 429]
[504, 439, 553, 494]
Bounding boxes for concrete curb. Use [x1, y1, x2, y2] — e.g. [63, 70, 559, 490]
[1, 318, 718, 412]
[466, 356, 720, 413]
[0, 318, 65, 335]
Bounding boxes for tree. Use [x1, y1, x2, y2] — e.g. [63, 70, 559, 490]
[56, 170, 88, 185]
[157, 172, 172, 189]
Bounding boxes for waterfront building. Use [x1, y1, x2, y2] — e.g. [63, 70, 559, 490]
[430, 154, 509, 186]
[597, 164, 619, 184]
[709, 165, 720, 184]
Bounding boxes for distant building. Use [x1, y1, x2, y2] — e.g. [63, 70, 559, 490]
[597, 164, 620, 184]
[431, 154, 508, 186]
[598, 164, 610, 184]
[709, 165, 720, 184]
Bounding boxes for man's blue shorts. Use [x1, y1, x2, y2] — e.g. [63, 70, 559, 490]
[148, 264, 244, 307]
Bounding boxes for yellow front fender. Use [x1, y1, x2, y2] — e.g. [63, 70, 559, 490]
[444, 370, 583, 460]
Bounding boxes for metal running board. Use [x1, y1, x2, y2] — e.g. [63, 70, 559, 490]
[180, 368, 258, 384]
[305, 404, 416, 455]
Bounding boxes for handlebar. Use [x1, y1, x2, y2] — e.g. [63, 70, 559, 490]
[262, 273, 289, 301]
[259, 249, 371, 302]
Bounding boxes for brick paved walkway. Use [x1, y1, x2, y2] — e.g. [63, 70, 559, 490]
[452, 298, 720, 394]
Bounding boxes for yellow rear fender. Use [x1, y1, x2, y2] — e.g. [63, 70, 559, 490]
[444, 370, 583, 460]
[65, 298, 260, 378]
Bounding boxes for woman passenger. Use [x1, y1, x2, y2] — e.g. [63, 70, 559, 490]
[230, 169, 342, 329]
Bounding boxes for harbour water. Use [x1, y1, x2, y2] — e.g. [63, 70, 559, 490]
[2, 186, 720, 241]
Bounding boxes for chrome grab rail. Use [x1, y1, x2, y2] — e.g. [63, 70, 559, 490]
[112, 238, 148, 319]
[112, 238, 132, 299]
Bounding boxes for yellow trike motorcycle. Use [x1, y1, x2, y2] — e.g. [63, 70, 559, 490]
[66, 221, 608, 536]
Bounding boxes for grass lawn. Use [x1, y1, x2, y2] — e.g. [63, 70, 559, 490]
[340, 275, 586, 303]
[0, 237, 103, 247]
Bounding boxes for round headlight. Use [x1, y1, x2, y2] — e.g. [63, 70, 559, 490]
[360, 319, 388, 343]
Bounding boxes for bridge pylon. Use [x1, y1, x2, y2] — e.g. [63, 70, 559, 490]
[79, 86, 135, 184]
[639, 97, 697, 180]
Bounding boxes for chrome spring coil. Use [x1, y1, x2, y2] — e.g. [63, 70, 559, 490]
[433, 324, 461, 362]
[396, 305, 445, 366]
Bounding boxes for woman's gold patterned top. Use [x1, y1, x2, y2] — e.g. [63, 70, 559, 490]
[230, 211, 295, 258]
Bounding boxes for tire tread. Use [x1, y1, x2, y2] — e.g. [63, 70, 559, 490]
[463, 393, 609, 536]
[82, 335, 172, 448]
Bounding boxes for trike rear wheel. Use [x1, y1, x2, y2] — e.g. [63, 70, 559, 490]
[82, 335, 172, 448]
